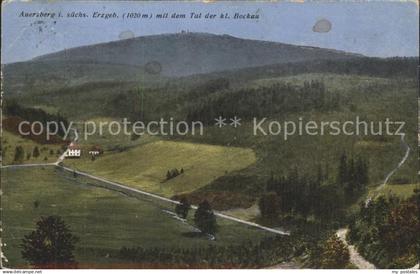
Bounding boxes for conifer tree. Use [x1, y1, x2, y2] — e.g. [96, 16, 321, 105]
[194, 200, 217, 236]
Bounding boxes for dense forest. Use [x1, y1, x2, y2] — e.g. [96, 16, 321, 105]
[94, 57, 419, 126]
[116, 226, 361, 268]
[116, 235, 295, 268]
[185, 80, 340, 125]
[4, 100, 69, 138]
[260, 153, 369, 221]
[195, 57, 418, 84]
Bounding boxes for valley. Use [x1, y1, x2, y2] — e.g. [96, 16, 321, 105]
[1, 32, 419, 269]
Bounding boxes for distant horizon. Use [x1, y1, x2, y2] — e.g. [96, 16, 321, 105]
[4, 31, 420, 65]
[2, 32, 363, 65]
[2, 1, 419, 63]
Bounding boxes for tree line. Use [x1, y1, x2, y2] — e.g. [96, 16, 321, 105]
[117, 235, 294, 268]
[185, 80, 340, 125]
[261, 167, 338, 220]
[4, 100, 69, 138]
[337, 152, 369, 197]
[204, 57, 418, 84]
[165, 168, 184, 181]
[12, 145, 59, 164]
[259, 153, 369, 220]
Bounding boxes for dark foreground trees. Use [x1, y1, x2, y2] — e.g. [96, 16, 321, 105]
[337, 152, 369, 196]
[13, 146, 25, 163]
[21, 216, 79, 268]
[259, 152, 369, 221]
[194, 200, 217, 236]
[33, 146, 40, 158]
[319, 235, 350, 268]
[348, 190, 420, 268]
[175, 197, 191, 219]
[306, 233, 350, 269]
[258, 192, 281, 218]
[166, 168, 183, 180]
[118, 235, 295, 268]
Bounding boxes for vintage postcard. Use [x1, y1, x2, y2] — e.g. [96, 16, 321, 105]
[1, 0, 419, 271]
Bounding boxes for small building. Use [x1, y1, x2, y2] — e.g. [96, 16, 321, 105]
[66, 143, 81, 158]
[88, 145, 103, 156]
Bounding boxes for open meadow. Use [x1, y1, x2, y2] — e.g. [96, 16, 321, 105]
[1, 166, 273, 267]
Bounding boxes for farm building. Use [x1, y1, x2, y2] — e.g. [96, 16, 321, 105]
[66, 143, 81, 158]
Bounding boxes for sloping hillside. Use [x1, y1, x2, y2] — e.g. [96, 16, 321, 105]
[31, 33, 360, 77]
[3, 32, 362, 94]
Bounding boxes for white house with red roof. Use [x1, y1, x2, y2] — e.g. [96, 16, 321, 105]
[66, 143, 81, 158]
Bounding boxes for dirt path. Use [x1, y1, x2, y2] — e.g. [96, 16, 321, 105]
[336, 228, 375, 269]
[367, 133, 411, 204]
[382, 134, 410, 187]
[336, 134, 411, 269]
[265, 260, 301, 269]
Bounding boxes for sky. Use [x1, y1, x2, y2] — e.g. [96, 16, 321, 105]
[2, 0, 419, 64]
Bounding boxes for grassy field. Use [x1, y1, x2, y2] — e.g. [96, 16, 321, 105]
[71, 117, 159, 151]
[368, 183, 420, 199]
[64, 140, 256, 197]
[1, 166, 273, 268]
[1, 131, 62, 165]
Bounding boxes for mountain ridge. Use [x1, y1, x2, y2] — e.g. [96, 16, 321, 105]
[29, 32, 362, 77]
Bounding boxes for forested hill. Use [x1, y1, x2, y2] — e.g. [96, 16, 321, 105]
[29, 32, 360, 77]
[181, 57, 419, 84]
